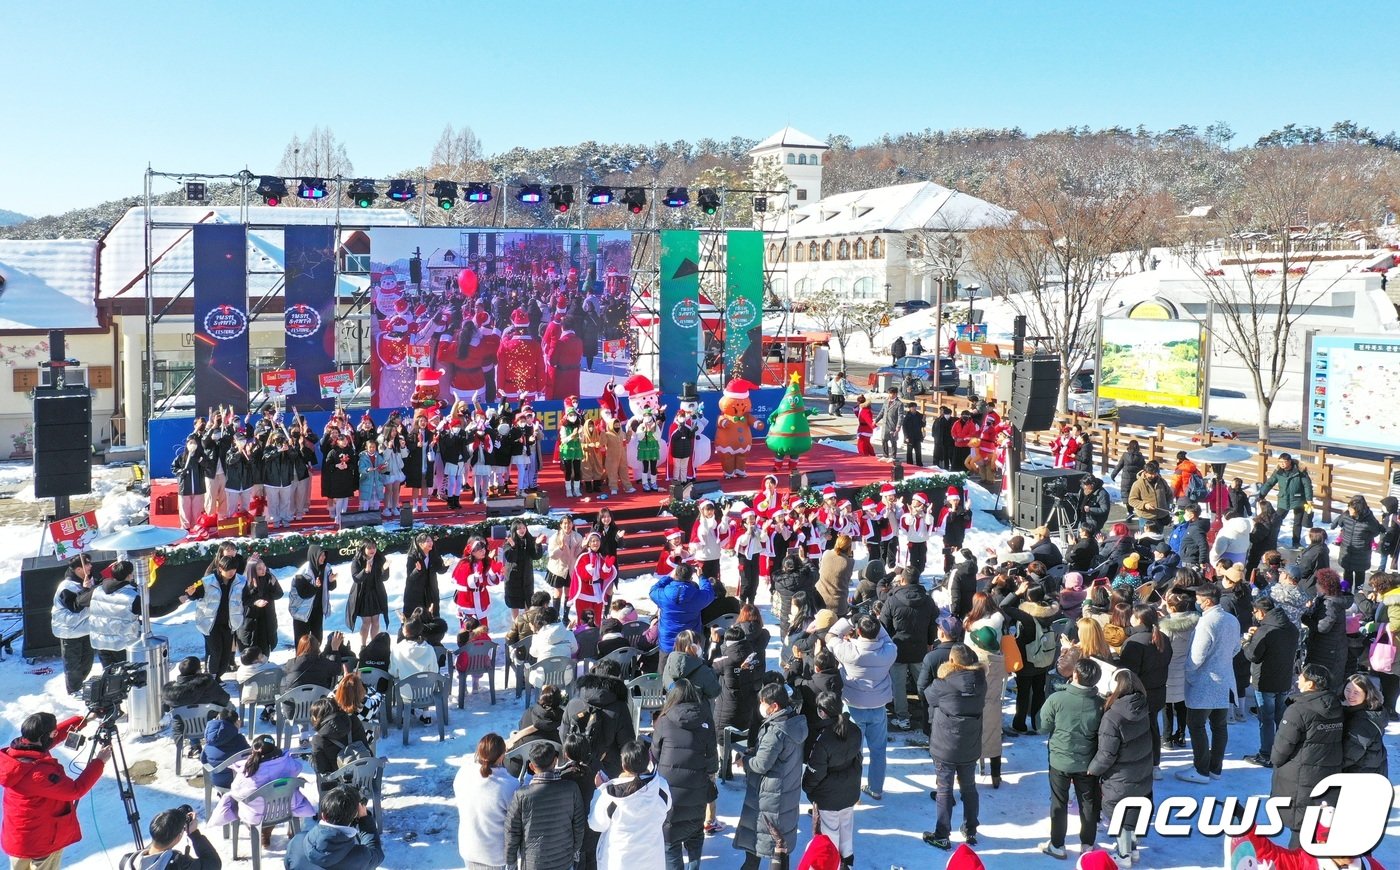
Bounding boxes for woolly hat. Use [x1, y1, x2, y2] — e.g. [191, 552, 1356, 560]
[1076, 850, 1119, 870]
[1063, 571, 1085, 591]
[946, 843, 986, 870]
[969, 626, 999, 654]
[1223, 563, 1245, 584]
[722, 377, 757, 401]
[861, 561, 886, 583]
[809, 609, 838, 632]
[1122, 552, 1141, 571]
[937, 615, 963, 637]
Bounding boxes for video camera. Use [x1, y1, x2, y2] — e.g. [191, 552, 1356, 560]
[81, 661, 148, 716]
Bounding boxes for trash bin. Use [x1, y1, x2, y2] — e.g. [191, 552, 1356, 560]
[127, 635, 169, 737]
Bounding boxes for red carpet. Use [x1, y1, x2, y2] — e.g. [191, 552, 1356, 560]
[150, 442, 893, 574]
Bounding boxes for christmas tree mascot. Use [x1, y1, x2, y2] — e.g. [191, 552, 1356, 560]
[766, 373, 813, 473]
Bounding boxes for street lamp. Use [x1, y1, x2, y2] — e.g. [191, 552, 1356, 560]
[966, 283, 980, 324]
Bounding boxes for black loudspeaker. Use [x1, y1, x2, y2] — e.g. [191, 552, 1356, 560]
[1010, 356, 1061, 432]
[336, 510, 383, 530]
[33, 388, 92, 499]
[1014, 466, 1087, 532]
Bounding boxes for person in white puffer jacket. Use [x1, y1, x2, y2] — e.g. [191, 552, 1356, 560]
[590, 740, 672, 870]
[1210, 509, 1253, 565]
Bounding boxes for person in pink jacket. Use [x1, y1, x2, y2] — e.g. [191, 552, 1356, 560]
[210, 735, 316, 848]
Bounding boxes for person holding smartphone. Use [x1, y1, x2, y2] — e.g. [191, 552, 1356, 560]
[119, 805, 220, 870]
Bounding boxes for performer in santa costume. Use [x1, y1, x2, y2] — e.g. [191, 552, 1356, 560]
[1050, 424, 1080, 470]
[474, 308, 501, 404]
[860, 498, 888, 564]
[854, 394, 876, 456]
[936, 486, 973, 574]
[448, 317, 487, 405]
[496, 308, 546, 403]
[879, 482, 903, 569]
[733, 508, 768, 605]
[950, 410, 980, 473]
[655, 529, 687, 577]
[814, 486, 840, 549]
[688, 499, 731, 580]
[546, 315, 584, 400]
[754, 474, 783, 519]
[898, 491, 934, 579]
[569, 531, 617, 627]
[452, 537, 502, 631]
[465, 409, 496, 505]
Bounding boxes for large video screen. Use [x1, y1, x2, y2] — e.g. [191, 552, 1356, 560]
[1099, 317, 1203, 409]
[368, 228, 633, 409]
[1305, 332, 1400, 451]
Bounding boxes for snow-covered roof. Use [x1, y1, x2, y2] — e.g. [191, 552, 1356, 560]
[786, 181, 1012, 238]
[98, 205, 418, 301]
[0, 239, 100, 330]
[750, 126, 829, 152]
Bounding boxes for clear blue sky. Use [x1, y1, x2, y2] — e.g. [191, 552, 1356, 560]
[3, 1, 1394, 218]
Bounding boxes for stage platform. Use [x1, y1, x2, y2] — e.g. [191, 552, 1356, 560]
[149, 443, 895, 576]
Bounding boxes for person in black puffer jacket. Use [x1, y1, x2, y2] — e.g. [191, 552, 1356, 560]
[564, 660, 634, 779]
[1216, 565, 1255, 721]
[802, 691, 863, 866]
[1088, 670, 1154, 864]
[1270, 665, 1344, 847]
[1301, 568, 1349, 686]
[163, 656, 231, 754]
[710, 628, 759, 742]
[880, 569, 936, 729]
[1178, 506, 1211, 567]
[787, 647, 844, 755]
[921, 646, 986, 849]
[505, 741, 586, 870]
[771, 551, 816, 637]
[1117, 606, 1172, 769]
[506, 685, 565, 778]
[946, 551, 978, 619]
[1242, 598, 1300, 765]
[652, 680, 719, 870]
[281, 635, 341, 693]
[308, 697, 367, 778]
[1340, 673, 1389, 776]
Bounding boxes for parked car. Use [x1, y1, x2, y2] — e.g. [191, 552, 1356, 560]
[892, 299, 932, 318]
[873, 355, 959, 395]
[1066, 368, 1117, 417]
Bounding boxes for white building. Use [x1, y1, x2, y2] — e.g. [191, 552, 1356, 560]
[768, 180, 1014, 304]
[748, 126, 828, 216]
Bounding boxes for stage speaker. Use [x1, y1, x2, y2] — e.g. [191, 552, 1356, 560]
[1009, 356, 1061, 432]
[792, 469, 837, 492]
[33, 388, 92, 499]
[336, 510, 383, 530]
[669, 479, 723, 502]
[1014, 466, 1087, 532]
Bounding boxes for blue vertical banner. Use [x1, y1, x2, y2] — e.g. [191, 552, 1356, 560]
[284, 225, 337, 409]
[192, 224, 250, 414]
[658, 230, 701, 394]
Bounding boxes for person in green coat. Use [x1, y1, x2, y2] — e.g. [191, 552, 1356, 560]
[1037, 658, 1105, 858]
[1256, 453, 1314, 548]
[766, 374, 813, 473]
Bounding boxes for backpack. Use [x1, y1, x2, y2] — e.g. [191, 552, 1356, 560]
[1025, 619, 1057, 670]
[336, 739, 374, 768]
[565, 702, 606, 745]
[1185, 473, 1208, 503]
[1167, 521, 1189, 556]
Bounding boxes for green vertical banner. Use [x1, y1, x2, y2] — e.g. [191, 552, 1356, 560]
[658, 230, 701, 394]
[725, 230, 765, 383]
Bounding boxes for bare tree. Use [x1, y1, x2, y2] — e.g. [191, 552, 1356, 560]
[803, 286, 853, 362]
[431, 124, 483, 168]
[975, 138, 1159, 410]
[276, 126, 354, 181]
[1180, 144, 1385, 438]
[850, 300, 893, 347]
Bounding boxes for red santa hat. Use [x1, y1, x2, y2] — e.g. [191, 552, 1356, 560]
[474, 308, 491, 328]
[1072, 851, 1116, 870]
[697, 499, 715, 511]
[862, 498, 879, 510]
[838, 499, 852, 510]
[414, 368, 443, 390]
[510, 307, 530, 327]
[563, 396, 579, 411]
[764, 474, 779, 487]
[983, 409, 1001, 426]
[821, 485, 837, 501]
[786, 493, 803, 508]
[911, 491, 929, 506]
[741, 507, 757, 519]
[623, 374, 659, 402]
[879, 483, 897, 498]
[946, 843, 987, 870]
[723, 377, 758, 401]
[360, 411, 373, 423]
[946, 486, 962, 501]
[664, 528, 685, 541]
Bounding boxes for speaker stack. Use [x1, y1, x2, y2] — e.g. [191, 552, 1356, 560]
[1009, 356, 1061, 432]
[33, 387, 92, 498]
[1014, 466, 1088, 531]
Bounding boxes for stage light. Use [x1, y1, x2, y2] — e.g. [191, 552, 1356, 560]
[347, 179, 378, 208]
[296, 178, 329, 200]
[387, 180, 416, 202]
[432, 181, 458, 210]
[465, 182, 493, 203]
[517, 184, 543, 204]
[548, 184, 574, 213]
[622, 187, 647, 214]
[663, 187, 689, 208]
[184, 182, 207, 202]
[255, 176, 287, 206]
[697, 188, 721, 215]
[753, 195, 768, 213]
[587, 186, 614, 206]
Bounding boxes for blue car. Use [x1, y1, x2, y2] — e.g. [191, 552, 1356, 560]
[874, 355, 960, 395]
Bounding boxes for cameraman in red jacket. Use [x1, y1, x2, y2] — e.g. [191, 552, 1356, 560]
[0, 712, 109, 869]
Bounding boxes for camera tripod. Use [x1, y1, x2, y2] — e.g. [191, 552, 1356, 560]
[86, 704, 144, 851]
[1046, 493, 1076, 547]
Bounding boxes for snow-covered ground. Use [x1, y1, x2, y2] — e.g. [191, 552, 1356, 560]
[0, 463, 1396, 869]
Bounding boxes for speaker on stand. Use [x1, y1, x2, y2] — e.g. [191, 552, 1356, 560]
[1009, 356, 1061, 432]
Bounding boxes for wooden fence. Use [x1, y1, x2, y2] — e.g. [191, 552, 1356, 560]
[910, 393, 1397, 523]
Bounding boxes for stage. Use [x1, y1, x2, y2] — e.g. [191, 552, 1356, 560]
[149, 442, 898, 576]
